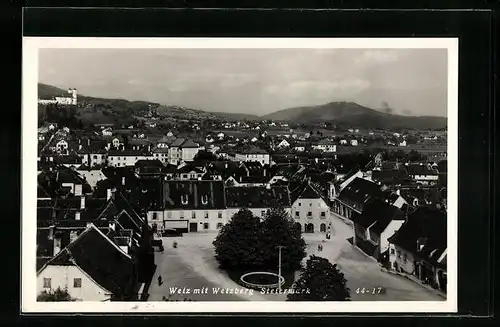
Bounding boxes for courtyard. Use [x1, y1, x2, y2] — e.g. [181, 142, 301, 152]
[148, 214, 444, 302]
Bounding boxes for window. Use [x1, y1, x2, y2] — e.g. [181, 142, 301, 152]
[309, 202, 312, 207]
[217, 223, 223, 229]
[320, 212, 326, 219]
[191, 212, 196, 219]
[203, 223, 209, 230]
[403, 253, 408, 263]
[93, 155, 97, 159]
[307, 212, 312, 217]
[295, 211, 300, 218]
[181, 195, 188, 205]
[167, 211, 172, 219]
[43, 278, 51, 288]
[201, 195, 208, 205]
[204, 211, 209, 219]
[298, 202, 302, 207]
[218, 212, 223, 219]
[73, 278, 82, 288]
[180, 211, 184, 219]
[261, 210, 266, 217]
[390, 248, 395, 255]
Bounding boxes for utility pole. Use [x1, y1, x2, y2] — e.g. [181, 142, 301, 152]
[277, 245, 285, 292]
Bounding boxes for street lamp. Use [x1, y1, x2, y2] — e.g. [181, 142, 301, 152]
[277, 245, 285, 292]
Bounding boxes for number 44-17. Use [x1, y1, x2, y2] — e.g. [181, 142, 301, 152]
[356, 287, 383, 294]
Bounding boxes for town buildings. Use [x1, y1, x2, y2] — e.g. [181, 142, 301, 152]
[36, 121, 448, 298]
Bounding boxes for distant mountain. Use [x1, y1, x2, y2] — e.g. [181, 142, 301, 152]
[261, 101, 447, 130]
[38, 83, 446, 129]
[211, 112, 260, 121]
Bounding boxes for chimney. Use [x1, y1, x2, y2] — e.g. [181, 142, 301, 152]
[53, 235, 62, 256]
[396, 189, 400, 196]
[109, 222, 116, 231]
[87, 139, 90, 146]
[80, 196, 85, 209]
[78, 144, 82, 151]
[75, 212, 81, 220]
[48, 226, 54, 240]
[122, 176, 126, 186]
[107, 188, 112, 200]
[225, 163, 228, 169]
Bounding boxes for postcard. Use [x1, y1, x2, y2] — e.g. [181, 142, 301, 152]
[22, 37, 457, 313]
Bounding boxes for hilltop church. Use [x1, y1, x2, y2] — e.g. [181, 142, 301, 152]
[39, 88, 78, 105]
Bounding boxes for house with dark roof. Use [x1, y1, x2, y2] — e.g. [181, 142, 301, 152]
[152, 145, 169, 164]
[290, 182, 332, 234]
[223, 162, 276, 187]
[387, 207, 447, 292]
[333, 177, 383, 220]
[405, 163, 439, 185]
[37, 223, 140, 301]
[107, 149, 155, 168]
[146, 180, 226, 233]
[311, 138, 337, 153]
[233, 145, 270, 165]
[175, 163, 205, 180]
[226, 185, 291, 222]
[350, 198, 406, 261]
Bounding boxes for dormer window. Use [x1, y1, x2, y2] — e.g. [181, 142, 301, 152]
[181, 195, 188, 205]
[201, 195, 208, 205]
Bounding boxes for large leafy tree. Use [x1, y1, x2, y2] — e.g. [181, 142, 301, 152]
[259, 207, 306, 272]
[37, 287, 76, 302]
[213, 207, 306, 273]
[213, 209, 262, 271]
[287, 255, 350, 301]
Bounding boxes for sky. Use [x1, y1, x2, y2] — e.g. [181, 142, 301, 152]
[39, 48, 448, 117]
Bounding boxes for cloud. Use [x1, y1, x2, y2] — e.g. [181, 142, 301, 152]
[358, 50, 400, 63]
[265, 78, 371, 97]
[219, 73, 257, 88]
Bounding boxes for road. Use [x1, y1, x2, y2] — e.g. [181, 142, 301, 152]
[148, 214, 443, 302]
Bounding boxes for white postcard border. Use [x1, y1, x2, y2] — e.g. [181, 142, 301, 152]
[22, 37, 458, 313]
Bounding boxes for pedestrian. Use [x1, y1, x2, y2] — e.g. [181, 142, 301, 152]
[317, 244, 321, 252]
[158, 275, 163, 286]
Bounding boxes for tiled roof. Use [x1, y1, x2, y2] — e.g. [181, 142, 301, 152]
[157, 135, 177, 145]
[108, 149, 151, 156]
[388, 207, 446, 267]
[162, 181, 226, 210]
[371, 169, 408, 183]
[96, 191, 146, 233]
[181, 139, 199, 148]
[406, 164, 438, 176]
[239, 146, 268, 155]
[338, 177, 383, 207]
[152, 146, 169, 153]
[40, 224, 137, 299]
[134, 159, 164, 169]
[226, 186, 290, 208]
[170, 138, 185, 147]
[351, 198, 405, 234]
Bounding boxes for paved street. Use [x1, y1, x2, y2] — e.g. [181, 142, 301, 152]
[148, 214, 443, 302]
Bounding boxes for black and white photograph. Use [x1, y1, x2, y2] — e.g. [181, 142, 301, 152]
[22, 38, 458, 313]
